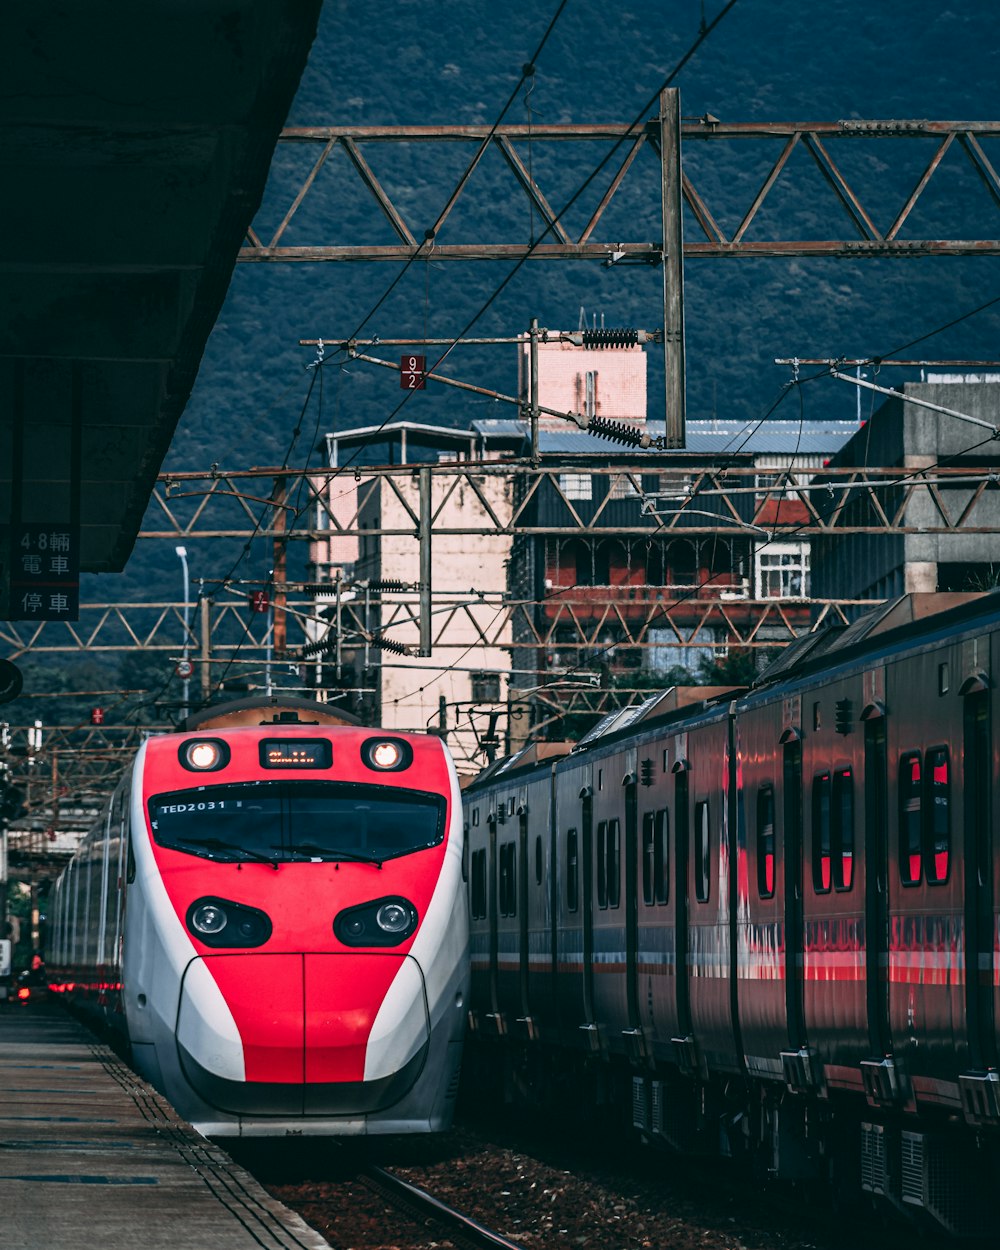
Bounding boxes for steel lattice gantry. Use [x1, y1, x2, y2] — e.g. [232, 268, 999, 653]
[239, 116, 1000, 263]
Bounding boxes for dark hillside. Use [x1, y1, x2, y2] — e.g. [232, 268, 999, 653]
[84, 0, 1000, 606]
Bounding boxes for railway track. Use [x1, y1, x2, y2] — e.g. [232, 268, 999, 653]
[360, 1164, 528, 1250]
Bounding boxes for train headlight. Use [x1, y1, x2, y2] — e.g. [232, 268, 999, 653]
[185, 897, 272, 948]
[376, 901, 412, 934]
[334, 896, 418, 947]
[361, 736, 413, 771]
[190, 903, 228, 935]
[179, 738, 230, 772]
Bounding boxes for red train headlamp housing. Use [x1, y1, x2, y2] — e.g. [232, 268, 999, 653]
[334, 896, 418, 947]
[186, 897, 272, 948]
[179, 739, 231, 772]
[361, 737, 413, 772]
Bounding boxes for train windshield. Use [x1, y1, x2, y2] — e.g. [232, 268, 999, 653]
[148, 781, 446, 865]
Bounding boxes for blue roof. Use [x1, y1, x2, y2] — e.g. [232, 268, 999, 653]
[472, 418, 857, 456]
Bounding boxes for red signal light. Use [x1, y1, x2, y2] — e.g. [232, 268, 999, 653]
[90, 707, 105, 725]
[16, 986, 30, 1002]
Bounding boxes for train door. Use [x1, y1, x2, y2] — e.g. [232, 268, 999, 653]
[963, 689, 996, 1071]
[487, 811, 500, 1021]
[581, 788, 596, 1026]
[863, 716, 892, 1058]
[624, 777, 641, 1034]
[673, 764, 693, 1043]
[517, 804, 530, 1023]
[782, 738, 806, 1049]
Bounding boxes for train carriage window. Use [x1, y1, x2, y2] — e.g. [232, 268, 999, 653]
[694, 801, 711, 903]
[811, 772, 832, 893]
[567, 828, 579, 912]
[607, 818, 621, 908]
[899, 753, 923, 886]
[642, 812, 656, 905]
[472, 807, 479, 827]
[535, 834, 543, 885]
[756, 785, 775, 898]
[925, 747, 950, 884]
[471, 848, 487, 919]
[832, 768, 854, 891]
[655, 808, 669, 905]
[597, 820, 608, 908]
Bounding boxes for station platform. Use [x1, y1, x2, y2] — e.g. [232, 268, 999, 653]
[0, 999, 332, 1250]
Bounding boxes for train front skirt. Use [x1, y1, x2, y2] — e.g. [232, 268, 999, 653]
[175, 951, 430, 1116]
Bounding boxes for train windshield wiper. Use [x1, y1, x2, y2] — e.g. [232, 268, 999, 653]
[174, 836, 280, 869]
[284, 841, 383, 868]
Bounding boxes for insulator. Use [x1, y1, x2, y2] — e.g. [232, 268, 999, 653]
[372, 636, 411, 656]
[366, 579, 410, 593]
[299, 635, 336, 659]
[581, 327, 639, 349]
[587, 417, 651, 449]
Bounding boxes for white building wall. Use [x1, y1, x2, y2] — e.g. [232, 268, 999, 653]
[371, 474, 514, 774]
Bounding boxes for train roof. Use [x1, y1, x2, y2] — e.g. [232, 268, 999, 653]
[177, 694, 361, 732]
[754, 591, 993, 688]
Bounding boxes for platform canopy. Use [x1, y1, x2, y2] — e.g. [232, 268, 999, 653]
[0, 1, 321, 585]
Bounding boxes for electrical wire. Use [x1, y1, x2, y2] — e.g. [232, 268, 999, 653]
[310, 0, 742, 488]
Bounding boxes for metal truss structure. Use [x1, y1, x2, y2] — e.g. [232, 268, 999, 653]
[240, 118, 1000, 263]
[2, 725, 158, 874]
[149, 462, 1000, 539]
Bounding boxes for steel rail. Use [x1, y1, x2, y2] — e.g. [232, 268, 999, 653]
[361, 1165, 529, 1250]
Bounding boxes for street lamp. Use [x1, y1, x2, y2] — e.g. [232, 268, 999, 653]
[176, 546, 190, 718]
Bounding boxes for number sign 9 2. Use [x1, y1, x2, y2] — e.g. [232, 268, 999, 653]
[400, 354, 426, 390]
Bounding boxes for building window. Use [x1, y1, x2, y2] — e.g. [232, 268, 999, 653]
[471, 671, 501, 703]
[755, 542, 810, 599]
[608, 473, 640, 500]
[559, 473, 592, 501]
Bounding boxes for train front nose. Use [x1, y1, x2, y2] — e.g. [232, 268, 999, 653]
[176, 953, 429, 1115]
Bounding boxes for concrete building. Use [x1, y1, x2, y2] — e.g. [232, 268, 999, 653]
[810, 379, 1000, 605]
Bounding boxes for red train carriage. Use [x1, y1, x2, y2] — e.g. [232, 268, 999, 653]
[464, 594, 1000, 1236]
[49, 700, 469, 1137]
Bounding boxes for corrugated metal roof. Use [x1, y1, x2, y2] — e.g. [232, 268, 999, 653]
[472, 418, 858, 457]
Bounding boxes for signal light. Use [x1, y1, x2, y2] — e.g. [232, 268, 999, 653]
[639, 758, 654, 787]
[16, 986, 30, 1002]
[90, 707, 105, 725]
[835, 698, 853, 736]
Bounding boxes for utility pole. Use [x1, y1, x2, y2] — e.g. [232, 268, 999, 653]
[271, 476, 288, 658]
[418, 467, 432, 658]
[660, 87, 686, 449]
[199, 590, 212, 704]
[528, 317, 540, 465]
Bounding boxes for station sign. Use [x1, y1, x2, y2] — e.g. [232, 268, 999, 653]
[8, 523, 79, 621]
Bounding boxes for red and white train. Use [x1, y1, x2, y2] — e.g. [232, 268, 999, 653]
[463, 593, 1000, 1237]
[48, 697, 469, 1137]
